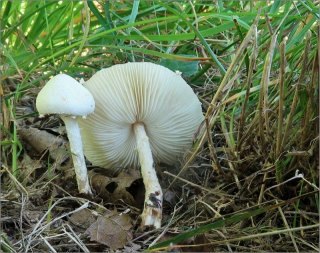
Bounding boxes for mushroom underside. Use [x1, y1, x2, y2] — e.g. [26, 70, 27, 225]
[79, 62, 204, 228]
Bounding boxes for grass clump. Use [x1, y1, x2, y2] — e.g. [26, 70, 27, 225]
[1, 1, 319, 252]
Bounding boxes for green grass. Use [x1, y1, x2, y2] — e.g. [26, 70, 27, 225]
[1, 0, 319, 252]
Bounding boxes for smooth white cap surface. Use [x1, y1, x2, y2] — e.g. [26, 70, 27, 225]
[79, 62, 204, 168]
[36, 74, 95, 116]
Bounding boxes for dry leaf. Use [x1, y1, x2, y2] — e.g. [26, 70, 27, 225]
[90, 171, 144, 208]
[18, 126, 69, 164]
[69, 208, 97, 229]
[86, 210, 133, 250]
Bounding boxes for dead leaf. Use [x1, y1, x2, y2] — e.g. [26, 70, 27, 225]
[86, 210, 133, 250]
[90, 171, 144, 208]
[18, 126, 68, 164]
[69, 208, 97, 229]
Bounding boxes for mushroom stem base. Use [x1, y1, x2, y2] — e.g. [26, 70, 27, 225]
[134, 123, 162, 228]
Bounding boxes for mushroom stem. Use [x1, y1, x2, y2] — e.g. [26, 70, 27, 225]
[134, 123, 163, 228]
[62, 116, 92, 195]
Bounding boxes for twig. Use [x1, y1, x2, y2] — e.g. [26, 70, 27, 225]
[40, 235, 57, 253]
[264, 170, 319, 193]
[23, 198, 90, 252]
[62, 224, 90, 253]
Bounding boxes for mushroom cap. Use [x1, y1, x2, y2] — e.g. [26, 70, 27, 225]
[36, 74, 95, 117]
[79, 62, 204, 168]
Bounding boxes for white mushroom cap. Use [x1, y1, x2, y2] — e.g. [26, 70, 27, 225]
[79, 62, 204, 168]
[36, 74, 95, 116]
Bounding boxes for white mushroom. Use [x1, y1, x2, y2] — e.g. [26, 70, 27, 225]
[36, 74, 95, 195]
[78, 62, 204, 228]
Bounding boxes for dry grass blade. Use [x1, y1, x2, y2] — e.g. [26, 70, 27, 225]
[236, 27, 258, 150]
[62, 224, 91, 253]
[169, 21, 259, 188]
[39, 235, 57, 253]
[281, 31, 312, 149]
[164, 171, 231, 198]
[205, 113, 224, 175]
[68, 0, 90, 68]
[258, 31, 278, 148]
[149, 190, 319, 251]
[277, 202, 299, 253]
[151, 224, 320, 251]
[211, 224, 320, 246]
[2, 165, 28, 196]
[23, 199, 89, 252]
[275, 36, 287, 157]
[300, 40, 318, 148]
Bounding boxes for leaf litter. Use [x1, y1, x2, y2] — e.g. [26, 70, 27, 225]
[90, 170, 145, 208]
[86, 209, 133, 250]
[18, 124, 69, 164]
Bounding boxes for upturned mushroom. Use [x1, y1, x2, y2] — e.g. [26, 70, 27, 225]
[36, 74, 95, 195]
[78, 62, 204, 228]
